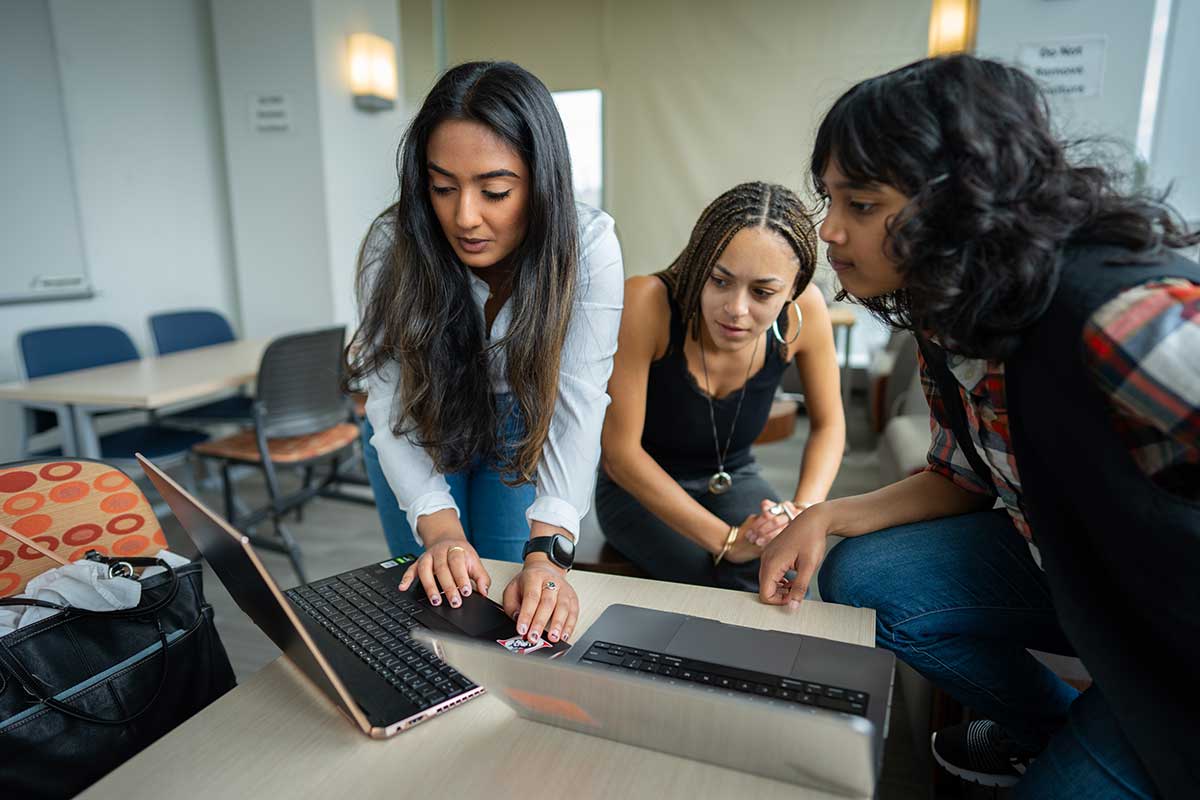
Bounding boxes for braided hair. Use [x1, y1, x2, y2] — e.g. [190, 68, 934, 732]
[659, 182, 819, 354]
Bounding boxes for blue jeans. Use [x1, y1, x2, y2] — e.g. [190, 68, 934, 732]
[359, 400, 534, 563]
[818, 510, 1157, 798]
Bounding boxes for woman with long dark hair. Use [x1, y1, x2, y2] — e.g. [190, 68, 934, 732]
[348, 61, 623, 646]
[598, 182, 844, 591]
[759, 55, 1199, 797]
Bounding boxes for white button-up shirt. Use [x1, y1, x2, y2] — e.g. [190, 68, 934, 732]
[364, 203, 624, 544]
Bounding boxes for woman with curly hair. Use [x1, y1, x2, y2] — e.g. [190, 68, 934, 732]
[348, 61, 623, 647]
[598, 182, 844, 591]
[758, 55, 1199, 797]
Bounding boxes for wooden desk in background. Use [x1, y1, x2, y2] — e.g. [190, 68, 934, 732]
[0, 338, 268, 458]
[81, 561, 877, 800]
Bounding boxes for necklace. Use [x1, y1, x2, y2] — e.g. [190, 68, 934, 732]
[698, 331, 759, 495]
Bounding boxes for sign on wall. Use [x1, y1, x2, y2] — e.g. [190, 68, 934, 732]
[1016, 36, 1107, 98]
[250, 93, 291, 133]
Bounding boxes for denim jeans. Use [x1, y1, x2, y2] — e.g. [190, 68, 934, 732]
[818, 510, 1157, 798]
[359, 397, 534, 563]
[595, 462, 779, 592]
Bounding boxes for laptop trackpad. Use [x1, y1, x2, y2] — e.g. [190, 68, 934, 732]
[665, 618, 801, 677]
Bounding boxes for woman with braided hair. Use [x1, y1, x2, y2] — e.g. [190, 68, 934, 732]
[598, 182, 845, 591]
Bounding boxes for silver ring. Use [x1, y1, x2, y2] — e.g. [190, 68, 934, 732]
[769, 503, 797, 521]
[543, 580, 557, 591]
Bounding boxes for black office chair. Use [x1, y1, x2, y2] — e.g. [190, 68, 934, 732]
[193, 326, 359, 582]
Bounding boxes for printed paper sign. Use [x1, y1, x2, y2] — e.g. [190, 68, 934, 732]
[1017, 37, 1107, 98]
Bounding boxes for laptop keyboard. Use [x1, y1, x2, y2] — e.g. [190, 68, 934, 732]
[285, 572, 476, 711]
[580, 640, 869, 717]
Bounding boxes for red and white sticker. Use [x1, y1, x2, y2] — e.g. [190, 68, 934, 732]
[496, 635, 552, 655]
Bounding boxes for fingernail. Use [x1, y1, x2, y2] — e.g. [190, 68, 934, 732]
[549, 629, 560, 641]
[530, 632, 541, 643]
[788, 599, 800, 610]
[461, 584, 471, 596]
[517, 623, 527, 635]
[450, 596, 460, 608]
[430, 595, 441, 606]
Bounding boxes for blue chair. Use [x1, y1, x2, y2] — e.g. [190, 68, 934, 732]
[148, 309, 253, 424]
[149, 309, 235, 355]
[18, 324, 208, 463]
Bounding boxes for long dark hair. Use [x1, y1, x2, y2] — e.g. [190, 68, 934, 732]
[346, 61, 578, 483]
[659, 182, 818, 355]
[811, 54, 1199, 359]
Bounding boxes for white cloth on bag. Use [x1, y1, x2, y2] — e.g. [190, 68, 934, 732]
[0, 549, 191, 637]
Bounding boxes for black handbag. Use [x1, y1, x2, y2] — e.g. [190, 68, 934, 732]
[0, 553, 237, 799]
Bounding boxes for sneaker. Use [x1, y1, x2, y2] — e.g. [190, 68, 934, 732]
[931, 720, 1038, 788]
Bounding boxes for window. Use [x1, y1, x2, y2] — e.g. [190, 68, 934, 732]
[552, 89, 604, 209]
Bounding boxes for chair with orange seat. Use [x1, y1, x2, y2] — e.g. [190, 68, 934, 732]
[192, 327, 358, 583]
[0, 459, 169, 598]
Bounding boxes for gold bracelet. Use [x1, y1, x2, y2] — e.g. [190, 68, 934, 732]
[713, 525, 740, 566]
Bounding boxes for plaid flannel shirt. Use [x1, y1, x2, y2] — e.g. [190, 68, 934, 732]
[921, 279, 1200, 542]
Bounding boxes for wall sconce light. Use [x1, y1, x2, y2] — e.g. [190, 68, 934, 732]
[349, 33, 397, 111]
[928, 0, 978, 57]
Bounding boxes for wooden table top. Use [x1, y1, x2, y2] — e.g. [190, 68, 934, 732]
[80, 561, 876, 800]
[827, 305, 857, 327]
[0, 338, 268, 409]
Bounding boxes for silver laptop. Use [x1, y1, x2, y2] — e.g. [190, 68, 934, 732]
[418, 605, 894, 797]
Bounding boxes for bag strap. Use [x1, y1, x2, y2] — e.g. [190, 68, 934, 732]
[0, 618, 170, 726]
[0, 555, 181, 726]
[914, 335, 995, 490]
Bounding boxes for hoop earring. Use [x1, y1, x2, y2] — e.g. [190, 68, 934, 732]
[771, 300, 803, 345]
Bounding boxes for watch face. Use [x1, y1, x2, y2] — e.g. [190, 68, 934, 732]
[551, 534, 575, 567]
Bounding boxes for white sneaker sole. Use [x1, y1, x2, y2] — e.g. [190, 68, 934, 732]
[930, 732, 1023, 788]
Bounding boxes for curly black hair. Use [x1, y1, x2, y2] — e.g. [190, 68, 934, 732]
[811, 54, 1198, 359]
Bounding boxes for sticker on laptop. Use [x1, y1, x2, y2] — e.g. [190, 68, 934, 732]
[502, 688, 602, 728]
[380, 560, 399, 568]
[497, 635, 553, 655]
[380, 555, 415, 568]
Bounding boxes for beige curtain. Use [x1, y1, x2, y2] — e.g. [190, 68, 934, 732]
[439, 0, 929, 277]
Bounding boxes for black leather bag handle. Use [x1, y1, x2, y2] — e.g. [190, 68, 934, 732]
[0, 555, 181, 726]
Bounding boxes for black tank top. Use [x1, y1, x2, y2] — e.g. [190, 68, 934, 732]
[641, 276, 790, 477]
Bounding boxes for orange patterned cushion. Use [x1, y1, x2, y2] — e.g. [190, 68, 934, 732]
[193, 422, 359, 464]
[0, 461, 166, 597]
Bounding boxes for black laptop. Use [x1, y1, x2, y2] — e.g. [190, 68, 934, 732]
[137, 454, 564, 737]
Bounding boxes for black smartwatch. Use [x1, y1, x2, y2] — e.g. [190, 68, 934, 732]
[522, 534, 575, 570]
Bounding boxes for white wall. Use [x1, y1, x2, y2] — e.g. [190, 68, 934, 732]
[210, 0, 334, 340]
[312, 0, 407, 328]
[210, 0, 406, 337]
[0, 0, 238, 461]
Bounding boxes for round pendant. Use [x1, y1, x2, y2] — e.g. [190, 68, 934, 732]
[708, 471, 733, 495]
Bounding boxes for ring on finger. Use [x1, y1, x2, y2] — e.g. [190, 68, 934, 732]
[447, 545, 466, 556]
[768, 503, 796, 521]
[543, 580, 557, 591]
